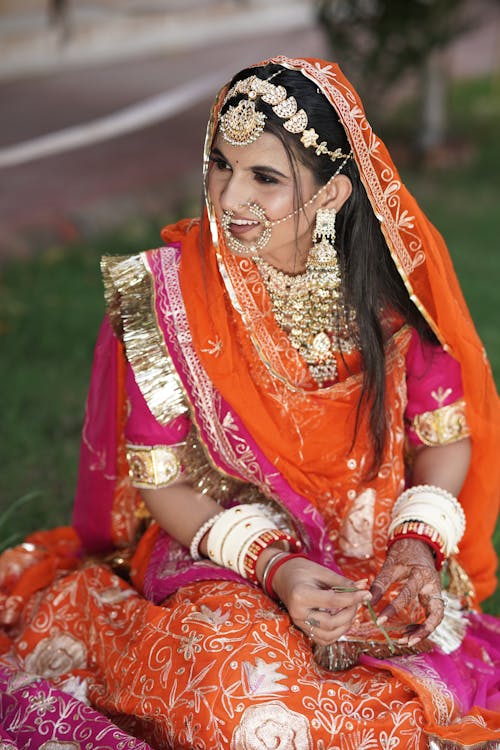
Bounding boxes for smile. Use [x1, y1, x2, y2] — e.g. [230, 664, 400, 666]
[229, 218, 259, 226]
[220, 203, 272, 256]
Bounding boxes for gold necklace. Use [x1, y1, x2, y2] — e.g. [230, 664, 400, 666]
[255, 257, 356, 385]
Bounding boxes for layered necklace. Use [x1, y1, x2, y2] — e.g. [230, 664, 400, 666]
[255, 256, 357, 386]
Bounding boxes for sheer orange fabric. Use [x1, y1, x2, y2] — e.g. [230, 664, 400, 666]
[170, 57, 500, 602]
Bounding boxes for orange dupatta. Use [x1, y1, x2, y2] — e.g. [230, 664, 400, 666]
[171, 57, 499, 602]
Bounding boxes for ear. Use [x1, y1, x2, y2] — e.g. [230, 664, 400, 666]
[319, 174, 352, 212]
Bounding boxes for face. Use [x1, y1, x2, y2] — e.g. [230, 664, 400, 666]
[207, 131, 322, 273]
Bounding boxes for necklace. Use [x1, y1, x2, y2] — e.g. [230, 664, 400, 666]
[255, 256, 357, 385]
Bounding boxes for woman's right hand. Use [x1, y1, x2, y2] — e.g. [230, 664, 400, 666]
[271, 556, 371, 646]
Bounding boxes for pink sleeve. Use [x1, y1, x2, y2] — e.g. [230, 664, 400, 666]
[405, 328, 466, 447]
[125, 362, 190, 446]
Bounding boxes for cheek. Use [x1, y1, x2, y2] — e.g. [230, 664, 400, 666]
[206, 173, 222, 208]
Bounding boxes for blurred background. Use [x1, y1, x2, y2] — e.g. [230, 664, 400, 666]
[1, 0, 499, 610]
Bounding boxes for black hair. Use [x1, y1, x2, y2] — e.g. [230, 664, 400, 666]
[218, 63, 436, 476]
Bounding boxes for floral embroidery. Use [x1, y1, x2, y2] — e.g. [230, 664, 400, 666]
[184, 604, 231, 630]
[23, 634, 87, 679]
[242, 658, 287, 695]
[231, 701, 312, 750]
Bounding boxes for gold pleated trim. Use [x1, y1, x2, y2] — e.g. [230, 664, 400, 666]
[101, 253, 188, 425]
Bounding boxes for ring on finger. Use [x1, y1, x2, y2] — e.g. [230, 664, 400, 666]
[307, 615, 321, 628]
[304, 618, 316, 641]
[429, 594, 445, 603]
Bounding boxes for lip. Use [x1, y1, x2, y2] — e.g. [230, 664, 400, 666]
[228, 219, 259, 237]
[222, 212, 260, 238]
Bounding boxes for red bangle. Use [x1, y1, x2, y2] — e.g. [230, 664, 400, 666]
[242, 529, 299, 583]
[388, 532, 445, 570]
[264, 552, 309, 599]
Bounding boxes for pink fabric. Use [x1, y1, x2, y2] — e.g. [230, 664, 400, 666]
[405, 328, 465, 447]
[72, 317, 121, 552]
[0, 659, 153, 749]
[363, 612, 500, 716]
[125, 363, 190, 445]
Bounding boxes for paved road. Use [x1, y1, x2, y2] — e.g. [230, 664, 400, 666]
[0, 0, 498, 260]
[0, 5, 327, 259]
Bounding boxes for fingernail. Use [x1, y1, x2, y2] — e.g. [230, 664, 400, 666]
[362, 592, 372, 602]
[408, 637, 420, 647]
[356, 578, 369, 589]
[376, 615, 387, 626]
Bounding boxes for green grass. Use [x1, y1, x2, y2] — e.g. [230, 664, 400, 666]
[0, 77, 498, 614]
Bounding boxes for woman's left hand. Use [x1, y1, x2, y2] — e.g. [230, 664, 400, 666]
[370, 538, 444, 647]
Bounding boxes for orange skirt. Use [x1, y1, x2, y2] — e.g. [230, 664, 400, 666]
[8, 562, 499, 750]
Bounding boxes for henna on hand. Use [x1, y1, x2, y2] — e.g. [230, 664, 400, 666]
[370, 538, 444, 646]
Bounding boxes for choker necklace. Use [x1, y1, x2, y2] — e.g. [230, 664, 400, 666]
[255, 257, 357, 385]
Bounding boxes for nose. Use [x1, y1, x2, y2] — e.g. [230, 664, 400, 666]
[218, 172, 250, 214]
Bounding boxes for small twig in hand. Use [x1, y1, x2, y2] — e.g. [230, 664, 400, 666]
[329, 585, 396, 654]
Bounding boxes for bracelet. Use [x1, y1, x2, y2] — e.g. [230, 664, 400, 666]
[389, 519, 446, 556]
[390, 484, 465, 557]
[189, 512, 225, 560]
[126, 443, 184, 488]
[264, 553, 310, 600]
[260, 550, 289, 595]
[207, 505, 274, 567]
[388, 530, 445, 570]
[240, 529, 298, 582]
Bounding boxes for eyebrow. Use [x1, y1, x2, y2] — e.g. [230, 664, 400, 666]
[210, 146, 289, 179]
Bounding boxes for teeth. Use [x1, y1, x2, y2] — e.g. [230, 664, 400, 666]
[231, 219, 258, 226]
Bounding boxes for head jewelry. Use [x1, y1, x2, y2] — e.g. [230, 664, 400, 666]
[219, 73, 352, 164]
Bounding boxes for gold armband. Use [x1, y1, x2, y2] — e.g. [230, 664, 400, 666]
[412, 398, 470, 447]
[126, 443, 185, 489]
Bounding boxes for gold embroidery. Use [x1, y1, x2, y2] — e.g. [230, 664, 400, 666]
[126, 427, 291, 530]
[126, 444, 183, 489]
[101, 253, 189, 426]
[412, 398, 470, 446]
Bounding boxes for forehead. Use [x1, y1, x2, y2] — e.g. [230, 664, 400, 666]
[213, 130, 292, 170]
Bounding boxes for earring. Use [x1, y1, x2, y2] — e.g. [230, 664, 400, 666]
[306, 208, 340, 286]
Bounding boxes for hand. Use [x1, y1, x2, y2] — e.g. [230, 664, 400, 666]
[271, 557, 371, 646]
[370, 538, 444, 647]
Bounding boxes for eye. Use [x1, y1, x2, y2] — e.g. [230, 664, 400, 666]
[253, 171, 279, 185]
[209, 154, 231, 172]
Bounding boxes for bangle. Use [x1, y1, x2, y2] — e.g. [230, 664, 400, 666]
[388, 531, 445, 570]
[240, 529, 298, 582]
[264, 552, 310, 600]
[207, 505, 274, 567]
[390, 484, 465, 557]
[260, 550, 289, 595]
[189, 512, 225, 560]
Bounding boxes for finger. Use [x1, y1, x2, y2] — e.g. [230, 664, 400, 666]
[370, 565, 405, 606]
[309, 622, 355, 647]
[302, 602, 360, 643]
[313, 587, 371, 613]
[404, 594, 445, 646]
[376, 576, 423, 624]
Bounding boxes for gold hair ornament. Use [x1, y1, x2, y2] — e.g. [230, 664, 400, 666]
[219, 74, 352, 164]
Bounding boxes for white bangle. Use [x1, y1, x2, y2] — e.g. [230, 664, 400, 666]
[206, 505, 278, 568]
[189, 512, 225, 560]
[390, 484, 466, 556]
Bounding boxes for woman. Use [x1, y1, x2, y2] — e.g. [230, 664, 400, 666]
[0, 56, 499, 749]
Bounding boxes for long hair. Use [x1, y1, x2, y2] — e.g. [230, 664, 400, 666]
[218, 63, 436, 475]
